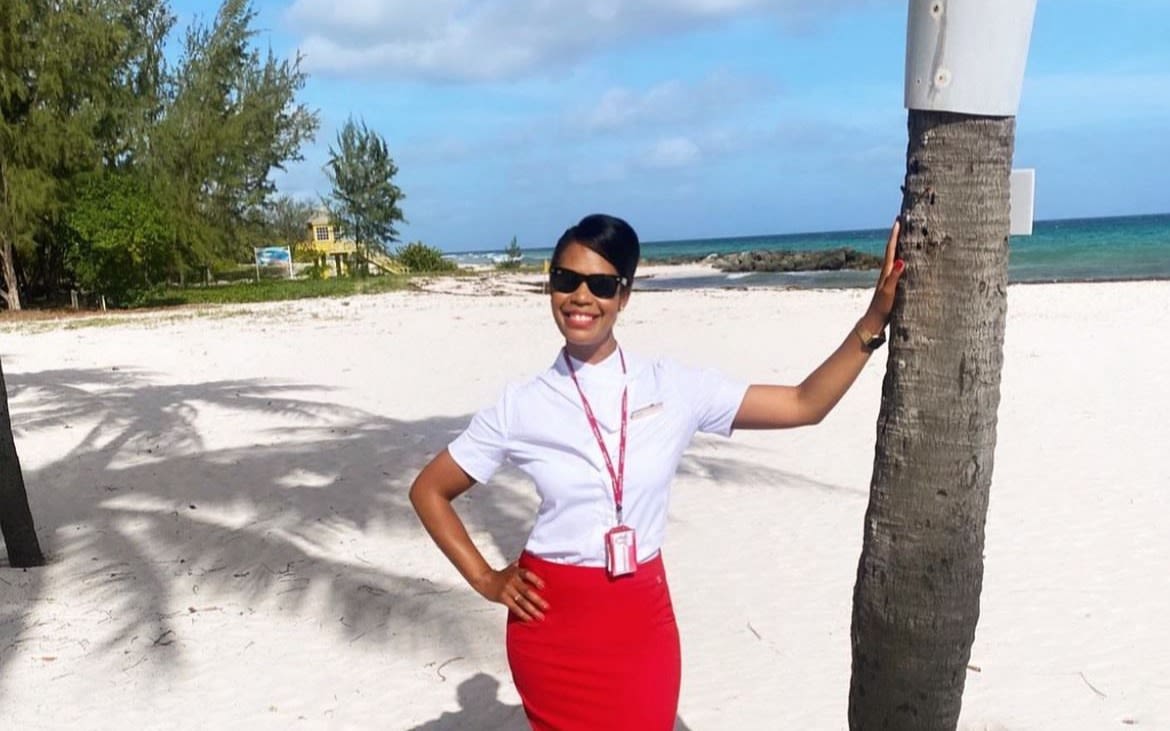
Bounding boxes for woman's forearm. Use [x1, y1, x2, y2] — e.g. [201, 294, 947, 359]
[410, 451, 548, 621]
[733, 222, 903, 431]
[734, 314, 888, 430]
[411, 488, 495, 595]
[793, 316, 884, 423]
[409, 450, 494, 596]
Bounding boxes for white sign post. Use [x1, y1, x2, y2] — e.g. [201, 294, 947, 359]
[253, 246, 294, 280]
[1010, 168, 1035, 236]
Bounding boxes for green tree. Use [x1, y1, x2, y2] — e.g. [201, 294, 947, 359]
[150, 0, 318, 280]
[0, 0, 170, 309]
[325, 117, 405, 268]
[93, 0, 175, 170]
[65, 170, 172, 304]
[264, 194, 317, 257]
[1, 0, 317, 305]
[498, 236, 522, 269]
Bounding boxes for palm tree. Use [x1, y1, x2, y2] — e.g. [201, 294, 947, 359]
[0, 355, 44, 567]
[848, 108, 1015, 728]
[847, 1, 1038, 721]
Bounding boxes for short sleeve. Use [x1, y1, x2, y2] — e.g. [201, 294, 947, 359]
[668, 361, 749, 437]
[448, 388, 512, 484]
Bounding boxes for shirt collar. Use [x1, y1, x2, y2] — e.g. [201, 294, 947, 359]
[540, 346, 643, 432]
[561, 346, 624, 376]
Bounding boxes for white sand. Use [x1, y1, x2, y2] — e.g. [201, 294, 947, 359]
[1, 279, 1167, 730]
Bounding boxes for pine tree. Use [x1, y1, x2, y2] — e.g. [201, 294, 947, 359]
[325, 117, 406, 266]
[150, 0, 318, 280]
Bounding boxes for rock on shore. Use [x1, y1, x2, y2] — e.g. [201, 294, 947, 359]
[710, 247, 881, 273]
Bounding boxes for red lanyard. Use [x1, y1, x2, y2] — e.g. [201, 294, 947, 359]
[564, 347, 628, 525]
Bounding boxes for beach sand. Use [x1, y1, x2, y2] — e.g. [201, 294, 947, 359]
[1, 279, 1166, 730]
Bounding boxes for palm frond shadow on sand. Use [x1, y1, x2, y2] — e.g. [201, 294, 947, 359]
[1, 367, 534, 686]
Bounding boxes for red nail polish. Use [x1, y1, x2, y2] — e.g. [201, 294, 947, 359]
[894, 260, 905, 271]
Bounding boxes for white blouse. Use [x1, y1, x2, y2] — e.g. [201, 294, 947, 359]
[448, 348, 748, 567]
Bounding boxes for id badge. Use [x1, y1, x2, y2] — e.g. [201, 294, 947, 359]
[605, 525, 637, 577]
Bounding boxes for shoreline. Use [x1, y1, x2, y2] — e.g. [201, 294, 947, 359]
[4, 269, 1170, 331]
[428, 263, 1170, 296]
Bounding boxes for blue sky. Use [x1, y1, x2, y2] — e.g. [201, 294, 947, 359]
[173, 1, 1170, 252]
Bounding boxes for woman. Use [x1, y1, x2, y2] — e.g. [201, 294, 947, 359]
[410, 213, 904, 730]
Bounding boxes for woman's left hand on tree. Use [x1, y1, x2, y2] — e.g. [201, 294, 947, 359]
[863, 218, 906, 328]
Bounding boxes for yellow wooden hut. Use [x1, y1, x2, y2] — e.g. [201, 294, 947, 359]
[301, 211, 357, 277]
[300, 211, 405, 276]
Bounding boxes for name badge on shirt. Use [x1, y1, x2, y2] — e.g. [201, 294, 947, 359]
[605, 525, 637, 577]
[630, 402, 664, 420]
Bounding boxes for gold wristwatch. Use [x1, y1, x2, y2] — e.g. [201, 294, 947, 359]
[855, 322, 887, 351]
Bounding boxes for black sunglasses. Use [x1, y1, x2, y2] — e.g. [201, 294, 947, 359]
[548, 267, 629, 299]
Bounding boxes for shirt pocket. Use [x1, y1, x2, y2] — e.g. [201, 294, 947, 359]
[630, 401, 666, 422]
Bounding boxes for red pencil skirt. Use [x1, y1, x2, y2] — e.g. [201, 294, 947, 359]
[506, 551, 681, 731]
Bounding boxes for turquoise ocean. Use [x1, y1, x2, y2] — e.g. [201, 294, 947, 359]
[450, 213, 1170, 290]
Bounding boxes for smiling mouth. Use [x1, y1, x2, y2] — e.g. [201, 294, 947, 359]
[564, 311, 598, 328]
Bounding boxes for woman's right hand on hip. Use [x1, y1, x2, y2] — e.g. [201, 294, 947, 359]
[478, 563, 548, 622]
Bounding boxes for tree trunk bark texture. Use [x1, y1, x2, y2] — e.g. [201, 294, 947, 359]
[0, 356, 44, 567]
[0, 161, 23, 311]
[0, 236, 19, 311]
[849, 111, 1015, 730]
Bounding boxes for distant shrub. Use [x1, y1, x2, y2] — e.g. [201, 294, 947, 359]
[139, 275, 408, 307]
[303, 263, 328, 280]
[496, 236, 523, 270]
[292, 246, 320, 263]
[210, 267, 257, 283]
[396, 241, 457, 273]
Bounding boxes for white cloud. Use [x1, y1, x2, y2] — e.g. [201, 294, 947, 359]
[639, 136, 703, 168]
[285, 0, 880, 82]
[575, 71, 777, 134]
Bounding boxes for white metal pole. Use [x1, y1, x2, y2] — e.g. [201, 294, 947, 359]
[905, 0, 1037, 116]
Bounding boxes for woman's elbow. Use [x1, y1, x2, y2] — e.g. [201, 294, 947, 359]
[409, 454, 472, 511]
[408, 473, 431, 514]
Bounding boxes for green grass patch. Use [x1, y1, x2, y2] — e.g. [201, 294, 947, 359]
[139, 275, 411, 307]
[500, 263, 546, 274]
